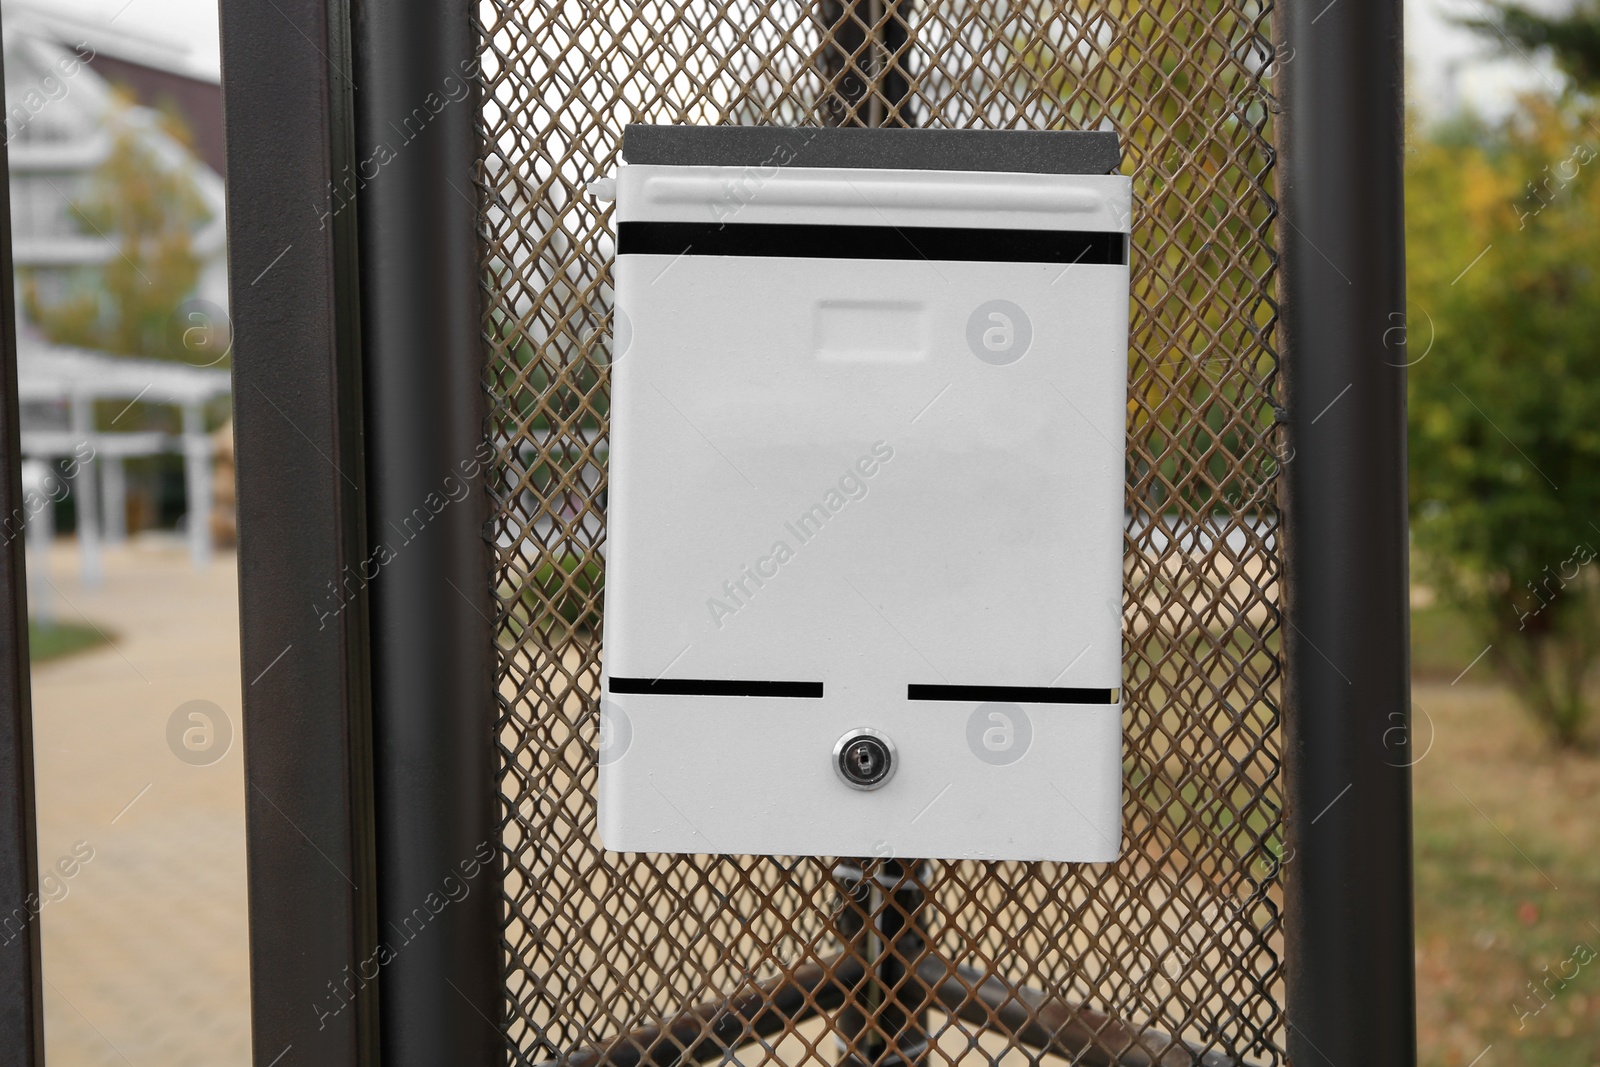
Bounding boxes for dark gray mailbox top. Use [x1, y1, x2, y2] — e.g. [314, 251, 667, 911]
[621, 124, 1122, 175]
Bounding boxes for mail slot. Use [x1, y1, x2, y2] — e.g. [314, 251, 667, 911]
[599, 124, 1131, 861]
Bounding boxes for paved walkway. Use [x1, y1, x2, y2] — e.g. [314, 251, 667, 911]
[28, 536, 250, 1066]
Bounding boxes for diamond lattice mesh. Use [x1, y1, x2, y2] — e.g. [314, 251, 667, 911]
[473, 1, 1286, 1063]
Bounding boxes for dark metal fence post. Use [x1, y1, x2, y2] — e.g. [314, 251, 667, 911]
[1279, 0, 1417, 1057]
[226, 0, 496, 1060]
[220, 0, 382, 1062]
[0, 11, 46, 1060]
[833, 860, 930, 1067]
[351, 0, 501, 1062]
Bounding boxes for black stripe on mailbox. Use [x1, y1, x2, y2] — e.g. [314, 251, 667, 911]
[907, 683, 1119, 704]
[609, 677, 824, 698]
[617, 221, 1128, 266]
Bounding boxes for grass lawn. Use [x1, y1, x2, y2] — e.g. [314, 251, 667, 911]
[1411, 604, 1600, 1066]
[28, 620, 109, 663]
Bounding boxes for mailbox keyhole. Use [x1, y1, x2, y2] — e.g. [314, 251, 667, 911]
[834, 730, 895, 790]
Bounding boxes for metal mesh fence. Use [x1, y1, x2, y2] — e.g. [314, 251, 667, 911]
[472, 1, 1286, 1063]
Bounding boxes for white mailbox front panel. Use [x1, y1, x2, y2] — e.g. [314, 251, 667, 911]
[599, 129, 1131, 861]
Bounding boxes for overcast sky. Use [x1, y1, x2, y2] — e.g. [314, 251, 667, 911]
[37, 0, 1573, 121]
[1407, 0, 1568, 119]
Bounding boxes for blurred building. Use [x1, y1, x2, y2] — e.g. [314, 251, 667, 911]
[3, 0, 227, 310]
[3, 2, 231, 588]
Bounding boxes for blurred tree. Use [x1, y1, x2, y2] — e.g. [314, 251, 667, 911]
[23, 97, 209, 361]
[1408, 98, 1600, 746]
[1465, 2, 1600, 89]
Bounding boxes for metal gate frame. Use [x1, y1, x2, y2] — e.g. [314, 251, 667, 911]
[207, 2, 1415, 1067]
[218, 0, 498, 1063]
[1277, 0, 1415, 1054]
[0, 10, 47, 1057]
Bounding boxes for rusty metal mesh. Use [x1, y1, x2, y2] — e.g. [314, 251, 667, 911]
[473, 0, 1286, 1063]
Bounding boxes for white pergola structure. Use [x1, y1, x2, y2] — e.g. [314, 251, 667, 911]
[17, 340, 230, 589]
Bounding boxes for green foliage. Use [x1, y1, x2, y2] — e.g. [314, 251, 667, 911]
[1408, 98, 1600, 745]
[28, 620, 108, 663]
[23, 97, 210, 361]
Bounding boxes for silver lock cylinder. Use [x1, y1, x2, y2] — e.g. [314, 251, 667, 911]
[833, 729, 896, 791]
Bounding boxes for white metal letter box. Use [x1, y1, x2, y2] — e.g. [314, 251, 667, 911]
[599, 125, 1130, 861]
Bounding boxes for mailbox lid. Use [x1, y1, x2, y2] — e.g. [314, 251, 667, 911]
[621, 124, 1122, 175]
[616, 125, 1132, 236]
